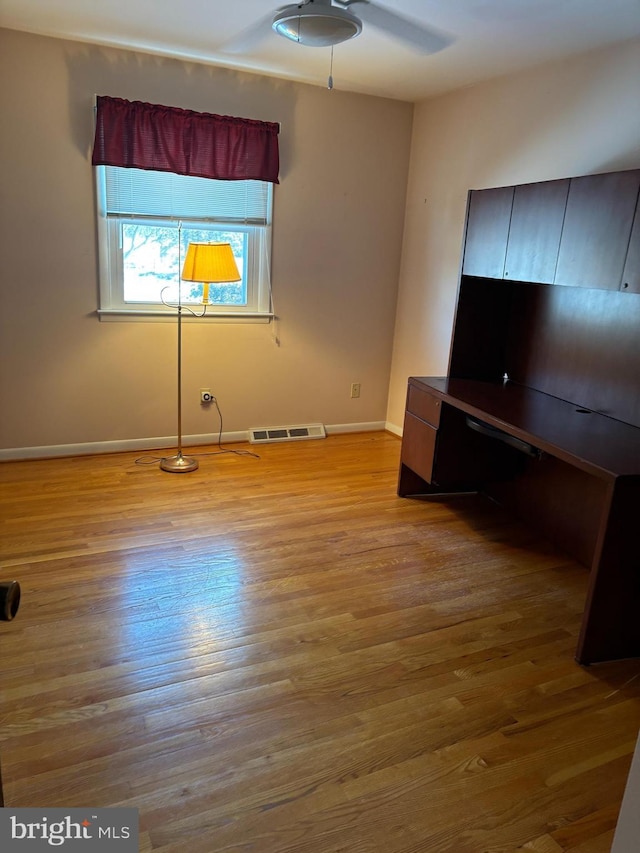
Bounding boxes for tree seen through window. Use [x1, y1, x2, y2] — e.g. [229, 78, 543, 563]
[122, 224, 246, 305]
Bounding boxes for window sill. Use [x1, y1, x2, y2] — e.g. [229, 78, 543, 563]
[97, 309, 274, 323]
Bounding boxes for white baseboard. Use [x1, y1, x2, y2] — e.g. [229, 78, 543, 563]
[324, 421, 386, 435]
[0, 422, 389, 462]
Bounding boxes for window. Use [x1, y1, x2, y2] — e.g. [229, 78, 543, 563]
[96, 165, 273, 319]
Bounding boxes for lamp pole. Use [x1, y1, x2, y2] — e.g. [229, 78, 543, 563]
[160, 285, 199, 473]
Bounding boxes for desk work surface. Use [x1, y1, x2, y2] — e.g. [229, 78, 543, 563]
[411, 376, 640, 480]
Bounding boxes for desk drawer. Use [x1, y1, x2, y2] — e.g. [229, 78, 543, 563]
[401, 411, 437, 483]
[407, 384, 441, 428]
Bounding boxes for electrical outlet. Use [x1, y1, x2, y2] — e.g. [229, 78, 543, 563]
[350, 382, 361, 399]
[200, 389, 214, 404]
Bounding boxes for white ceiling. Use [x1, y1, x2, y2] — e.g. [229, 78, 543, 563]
[2, 0, 640, 101]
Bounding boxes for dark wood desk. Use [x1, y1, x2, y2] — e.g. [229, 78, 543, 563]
[398, 376, 640, 665]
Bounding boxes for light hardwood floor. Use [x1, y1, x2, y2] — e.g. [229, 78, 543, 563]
[1, 432, 639, 852]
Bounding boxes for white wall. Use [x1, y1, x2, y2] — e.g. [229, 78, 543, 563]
[0, 28, 413, 457]
[612, 729, 640, 851]
[386, 38, 640, 432]
[3, 29, 640, 456]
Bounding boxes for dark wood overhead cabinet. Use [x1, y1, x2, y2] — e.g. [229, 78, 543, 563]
[503, 178, 569, 284]
[462, 185, 513, 278]
[554, 170, 640, 290]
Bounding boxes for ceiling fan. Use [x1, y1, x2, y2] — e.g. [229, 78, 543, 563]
[224, 0, 453, 56]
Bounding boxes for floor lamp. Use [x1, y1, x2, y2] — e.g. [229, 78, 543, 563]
[160, 242, 241, 473]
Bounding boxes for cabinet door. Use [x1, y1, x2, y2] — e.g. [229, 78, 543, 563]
[504, 179, 569, 284]
[621, 205, 640, 293]
[462, 186, 514, 278]
[555, 170, 640, 290]
[401, 412, 437, 484]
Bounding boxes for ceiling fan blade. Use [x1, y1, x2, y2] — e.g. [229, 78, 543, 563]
[346, 1, 454, 54]
[219, 11, 278, 55]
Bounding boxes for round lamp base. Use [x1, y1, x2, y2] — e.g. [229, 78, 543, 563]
[160, 453, 199, 473]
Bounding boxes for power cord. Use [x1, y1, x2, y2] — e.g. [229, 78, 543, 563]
[135, 396, 260, 467]
[197, 397, 260, 459]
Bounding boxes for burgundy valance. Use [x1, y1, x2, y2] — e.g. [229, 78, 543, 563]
[92, 96, 279, 184]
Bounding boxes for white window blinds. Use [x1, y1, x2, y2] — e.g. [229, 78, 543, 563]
[103, 166, 271, 224]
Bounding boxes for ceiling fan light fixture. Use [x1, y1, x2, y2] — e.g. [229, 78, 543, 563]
[272, 5, 362, 47]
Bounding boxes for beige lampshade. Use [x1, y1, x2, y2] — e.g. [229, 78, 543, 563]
[181, 242, 241, 305]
